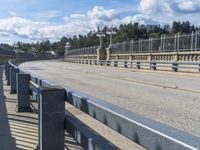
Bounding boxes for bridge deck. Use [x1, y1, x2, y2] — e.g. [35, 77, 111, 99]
[19, 60, 200, 138]
[0, 67, 83, 150]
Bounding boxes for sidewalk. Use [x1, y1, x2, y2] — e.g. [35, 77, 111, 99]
[0, 67, 82, 150]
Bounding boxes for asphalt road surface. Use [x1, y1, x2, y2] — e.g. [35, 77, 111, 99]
[19, 60, 200, 138]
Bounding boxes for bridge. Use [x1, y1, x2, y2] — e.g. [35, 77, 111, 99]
[66, 32, 200, 73]
[0, 40, 200, 150]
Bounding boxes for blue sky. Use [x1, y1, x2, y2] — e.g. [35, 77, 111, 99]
[0, 0, 200, 44]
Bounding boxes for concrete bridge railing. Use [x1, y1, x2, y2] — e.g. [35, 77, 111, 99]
[66, 32, 200, 62]
[67, 58, 200, 73]
[66, 50, 200, 62]
[2, 59, 200, 150]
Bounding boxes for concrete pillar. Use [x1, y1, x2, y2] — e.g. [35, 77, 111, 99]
[38, 87, 65, 150]
[5, 62, 9, 80]
[7, 64, 12, 85]
[94, 60, 97, 65]
[172, 63, 178, 72]
[10, 68, 19, 94]
[199, 64, 200, 72]
[174, 52, 179, 61]
[16, 73, 31, 112]
[150, 62, 157, 70]
[96, 48, 106, 60]
[149, 53, 152, 61]
[116, 55, 119, 60]
[124, 61, 128, 68]
[114, 61, 118, 67]
[129, 55, 133, 68]
[136, 62, 141, 69]
[106, 60, 110, 66]
[106, 48, 112, 60]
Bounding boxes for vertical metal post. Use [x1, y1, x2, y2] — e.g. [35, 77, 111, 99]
[130, 40, 133, 54]
[100, 35, 103, 49]
[174, 34, 177, 52]
[110, 33, 112, 48]
[38, 87, 65, 150]
[163, 34, 165, 52]
[195, 31, 198, 51]
[191, 31, 194, 51]
[148, 38, 151, 54]
[160, 35, 163, 53]
[88, 138, 94, 150]
[5, 62, 9, 80]
[16, 73, 31, 112]
[139, 39, 141, 53]
[151, 38, 153, 53]
[177, 33, 180, 52]
[10, 68, 19, 94]
[7, 64, 12, 85]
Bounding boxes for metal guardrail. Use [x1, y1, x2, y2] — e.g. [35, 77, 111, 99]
[67, 32, 200, 56]
[111, 32, 200, 54]
[69, 59, 200, 72]
[68, 46, 99, 56]
[3, 59, 200, 150]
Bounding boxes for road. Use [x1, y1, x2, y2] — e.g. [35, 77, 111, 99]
[19, 60, 200, 138]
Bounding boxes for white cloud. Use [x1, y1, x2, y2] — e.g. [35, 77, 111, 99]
[178, 1, 196, 11]
[139, 0, 173, 15]
[8, 11, 17, 16]
[138, 0, 200, 24]
[139, 0, 200, 14]
[177, 1, 200, 13]
[87, 6, 119, 21]
[1, 3, 200, 43]
[123, 14, 159, 25]
[31, 11, 62, 21]
[70, 14, 86, 19]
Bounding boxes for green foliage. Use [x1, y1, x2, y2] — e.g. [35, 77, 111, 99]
[1, 21, 199, 56]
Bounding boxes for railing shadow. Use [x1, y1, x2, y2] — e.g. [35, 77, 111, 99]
[0, 66, 18, 150]
[0, 66, 39, 150]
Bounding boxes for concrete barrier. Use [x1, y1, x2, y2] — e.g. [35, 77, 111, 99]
[38, 87, 65, 150]
[10, 68, 19, 94]
[16, 73, 31, 112]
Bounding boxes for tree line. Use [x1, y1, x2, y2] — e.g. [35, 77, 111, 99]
[1, 21, 199, 56]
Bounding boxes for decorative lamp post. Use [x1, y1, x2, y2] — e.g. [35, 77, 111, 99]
[13, 42, 20, 58]
[65, 42, 71, 58]
[97, 30, 105, 49]
[106, 25, 116, 49]
[105, 26, 116, 60]
[96, 27, 106, 61]
[31, 47, 36, 55]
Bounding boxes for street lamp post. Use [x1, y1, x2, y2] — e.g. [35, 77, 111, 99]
[13, 42, 19, 58]
[31, 47, 36, 55]
[106, 26, 116, 49]
[97, 30, 105, 49]
[105, 26, 116, 61]
[65, 42, 71, 58]
[96, 28, 106, 61]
